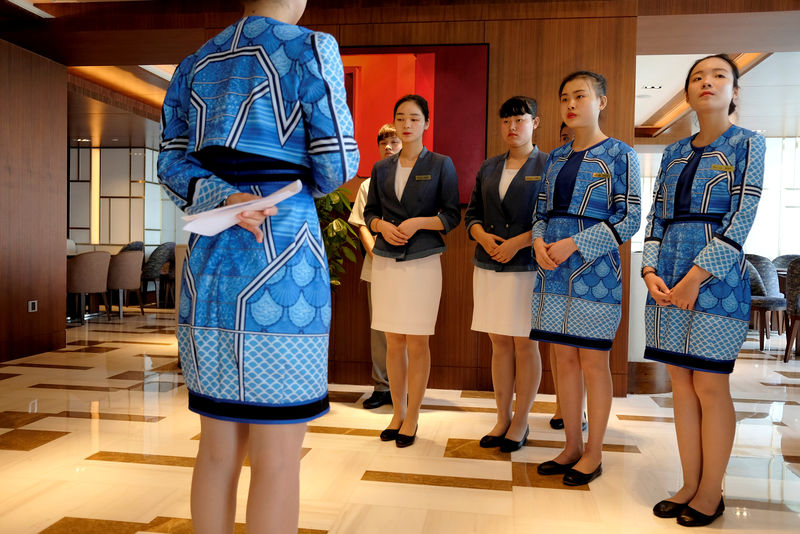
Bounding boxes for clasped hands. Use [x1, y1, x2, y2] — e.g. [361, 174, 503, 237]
[226, 192, 278, 243]
[643, 265, 708, 311]
[533, 237, 578, 270]
[375, 218, 423, 246]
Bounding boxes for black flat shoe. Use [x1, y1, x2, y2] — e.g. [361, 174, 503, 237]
[363, 390, 392, 409]
[677, 498, 724, 527]
[562, 463, 602, 486]
[536, 459, 578, 475]
[653, 499, 688, 518]
[549, 417, 564, 429]
[479, 434, 505, 448]
[380, 427, 400, 441]
[395, 427, 417, 448]
[500, 425, 529, 453]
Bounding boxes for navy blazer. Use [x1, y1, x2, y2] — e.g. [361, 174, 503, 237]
[464, 147, 548, 271]
[363, 148, 461, 261]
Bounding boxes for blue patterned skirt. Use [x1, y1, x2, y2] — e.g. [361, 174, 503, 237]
[178, 174, 331, 423]
[530, 216, 623, 350]
[644, 220, 750, 373]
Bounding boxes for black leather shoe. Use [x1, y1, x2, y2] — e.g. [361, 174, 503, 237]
[677, 498, 724, 527]
[363, 390, 392, 409]
[653, 499, 687, 518]
[536, 459, 578, 475]
[500, 425, 529, 453]
[395, 427, 417, 448]
[479, 434, 505, 448]
[549, 413, 587, 431]
[379, 427, 399, 441]
[563, 463, 602, 486]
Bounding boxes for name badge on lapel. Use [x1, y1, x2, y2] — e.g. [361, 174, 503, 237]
[415, 175, 432, 181]
[711, 164, 735, 172]
[524, 175, 541, 181]
[592, 172, 611, 178]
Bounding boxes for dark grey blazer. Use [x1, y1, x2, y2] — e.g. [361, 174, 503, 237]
[363, 148, 461, 261]
[464, 147, 548, 271]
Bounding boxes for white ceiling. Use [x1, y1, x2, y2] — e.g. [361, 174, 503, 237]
[635, 52, 800, 138]
[634, 54, 709, 125]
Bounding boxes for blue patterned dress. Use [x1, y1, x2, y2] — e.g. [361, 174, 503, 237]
[643, 125, 765, 373]
[158, 17, 359, 423]
[530, 138, 641, 350]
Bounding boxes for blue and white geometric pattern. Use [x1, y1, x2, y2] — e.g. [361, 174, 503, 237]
[642, 126, 765, 372]
[163, 17, 359, 422]
[530, 138, 640, 348]
[242, 334, 328, 404]
[158, 16, 358, 213]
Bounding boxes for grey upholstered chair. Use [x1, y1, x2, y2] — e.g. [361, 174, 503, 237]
[745, 258, 786, 351]
[773, 254, 800, 270]
[784, 258, 800, 362]
[141, 242, 175, 309]
[107, 251, 145, 319]
[67, 251, 111, 325]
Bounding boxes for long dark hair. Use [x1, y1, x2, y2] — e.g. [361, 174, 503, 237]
[393, 94, 429, 121]
[558, 71, 607, 97]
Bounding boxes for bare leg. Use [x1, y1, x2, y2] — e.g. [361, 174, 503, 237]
[246, 422, 307, 534]
[665, 365, 701, 504]
[400, 334, 431, 436]
[487, 333, 515, 436]
[573, 348, 611, 473]
[506, 336, 541, 441]
[551, 344, 583, 463]
[690, 371, 735, 514]
[191, 416, 249, 534]
[385, 332, 408, 430]
[546, 343, 562, 420]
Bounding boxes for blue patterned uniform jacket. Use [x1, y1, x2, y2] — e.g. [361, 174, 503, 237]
[464, 147, 548, 271]
[158, 16, 359, 423]
[530, 138, 641, 350]
[642, 125, 765, 373]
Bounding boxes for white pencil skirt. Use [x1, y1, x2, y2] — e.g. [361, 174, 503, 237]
[371, 254, 442, 335]
[471, 266, 536, 337]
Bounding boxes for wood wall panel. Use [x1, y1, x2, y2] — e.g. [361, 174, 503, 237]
[638, 0, 800, 15]
[0, 40, 67, 361]
[329, 13, 637, 394]
[339, 21, 485, 47]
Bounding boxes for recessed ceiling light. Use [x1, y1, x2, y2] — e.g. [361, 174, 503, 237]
[112, 138, 120, 142]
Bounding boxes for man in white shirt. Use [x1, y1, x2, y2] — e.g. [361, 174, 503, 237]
[348, 124, 401, 409]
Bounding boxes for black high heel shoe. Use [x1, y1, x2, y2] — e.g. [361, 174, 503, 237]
[380, 427, 400, 441]
[395, 426, 417, 448]
[479, 434, 505, 448]
[653, 499, 688, 518]
[562, 463, 602, 486]
[499, 425, 529, 453]
[677, 498, 724, 527]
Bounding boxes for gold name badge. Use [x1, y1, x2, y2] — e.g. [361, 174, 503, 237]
[525, 175, 541, 181]
[415, 174, 432, 181]
[592, 172, 611, 178]
[711, 164, 735, 172]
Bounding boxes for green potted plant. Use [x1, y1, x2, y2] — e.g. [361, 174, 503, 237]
[315, 187, 360, 288]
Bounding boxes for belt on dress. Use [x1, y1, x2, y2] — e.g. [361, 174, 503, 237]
[546, 210, 604, 223]
[193, 146, 312, 185]
[664, 213, 725, 227]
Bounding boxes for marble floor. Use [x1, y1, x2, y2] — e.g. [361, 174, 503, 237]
[0, 311, 799, 533]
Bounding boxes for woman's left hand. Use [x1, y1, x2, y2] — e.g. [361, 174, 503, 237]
[490, 235, 522, 264]
[397, 217, 422, 238]
[546, 237, 578, 266]
[670, 266, 707, 311]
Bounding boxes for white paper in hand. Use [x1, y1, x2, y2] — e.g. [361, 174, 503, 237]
[182, 180, 302, 236]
